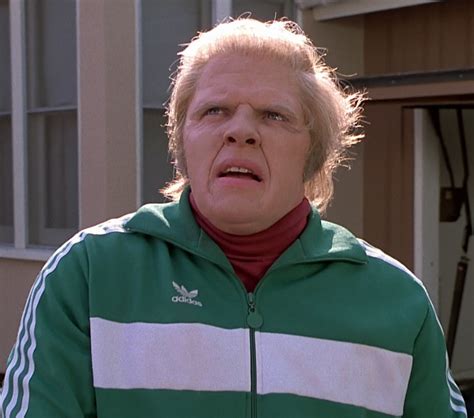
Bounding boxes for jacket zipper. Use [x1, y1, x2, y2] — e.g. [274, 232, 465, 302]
[247, 292, 263, 418]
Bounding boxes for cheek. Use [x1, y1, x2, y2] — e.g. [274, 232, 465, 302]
[183, 132, 218, 180]
[268, 135, 309, 171]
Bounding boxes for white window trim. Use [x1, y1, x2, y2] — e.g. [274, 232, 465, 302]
[413, 109, 440, 310]
[135, 0, 143, 208]
[9, 0, 28, 252]
[0, 246, 54, 262]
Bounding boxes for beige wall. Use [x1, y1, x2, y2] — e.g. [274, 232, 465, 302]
[325, 142, 364, 238]
[364, 0, 474, 76]
[302, 11, 365, 236]
[0, 259, 42, 372]
[303, 10, 364, 77]
[78, 0, 139, 229]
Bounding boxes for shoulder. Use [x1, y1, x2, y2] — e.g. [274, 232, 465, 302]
[358, 238, 423, 285]
[356, 238, 432, 314]
[42, 213, 135, 275]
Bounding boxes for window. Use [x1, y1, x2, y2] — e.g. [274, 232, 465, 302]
[0, 118, 13, 244]
[25, 0, 78, 246]
[140, 0, 211, 204]
[1, 0, 78, 256]
[142, 110, 174, 204]
[27, 111, 78, 246]
[0, 0, 13, 244]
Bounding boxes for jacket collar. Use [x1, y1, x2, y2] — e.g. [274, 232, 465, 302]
[125, 188, 367, 271]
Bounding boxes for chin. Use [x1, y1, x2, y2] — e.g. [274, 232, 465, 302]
[208, 205, 265, 234]
[213, 204, 260, 222]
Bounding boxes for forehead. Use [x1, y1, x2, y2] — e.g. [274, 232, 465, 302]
[191, 54, 303, 110]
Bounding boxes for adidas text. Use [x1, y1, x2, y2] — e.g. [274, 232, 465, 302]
[171, 295, 203, 307]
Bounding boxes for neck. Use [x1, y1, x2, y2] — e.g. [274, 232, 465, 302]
[190, 192, 311, 291]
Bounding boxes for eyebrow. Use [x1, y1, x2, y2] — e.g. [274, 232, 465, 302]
[189, 100, 224, 116]
[190, 99, 301, 122]
[259, 104, 299, 120]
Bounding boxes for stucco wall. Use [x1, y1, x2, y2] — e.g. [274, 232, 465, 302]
[0, 258, 42, 372]
[325, 142, 364, 238]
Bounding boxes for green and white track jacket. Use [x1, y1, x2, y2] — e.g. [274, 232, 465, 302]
[1, 190, 467, 418]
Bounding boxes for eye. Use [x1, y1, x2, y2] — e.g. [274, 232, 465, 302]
[204, 107, 224, 116]
[265, 111, 285, 121]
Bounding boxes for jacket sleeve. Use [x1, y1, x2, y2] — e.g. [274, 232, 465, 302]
[0, 233, 96, 418]
[403, 300, 467, 418]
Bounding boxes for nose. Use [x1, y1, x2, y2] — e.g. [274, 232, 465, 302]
[224, 106, 260, 147]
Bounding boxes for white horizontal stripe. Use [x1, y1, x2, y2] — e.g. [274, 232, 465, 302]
[257, 331, 413, 416]
[90, 318, 250, 392]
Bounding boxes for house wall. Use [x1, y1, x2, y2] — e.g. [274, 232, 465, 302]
[325, 142, 365, 238]
[302, 9, 365, 77]
[0, 259, 42, 372]
[301, 9, 365, 236]
[303, 0, 474, 79]
[364, 0, 474, 75]
[78, 0, 139, 229]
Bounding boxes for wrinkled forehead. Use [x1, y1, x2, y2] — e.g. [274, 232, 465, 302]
[189, 54, 304, 115]
[197, 53, 294, 84]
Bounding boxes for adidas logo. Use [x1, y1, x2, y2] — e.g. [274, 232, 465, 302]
[172, 281, 203, 307]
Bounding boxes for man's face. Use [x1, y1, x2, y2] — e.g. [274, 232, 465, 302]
[183, 54, 311, 235]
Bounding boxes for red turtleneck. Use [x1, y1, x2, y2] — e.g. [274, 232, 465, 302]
[189, 193, 311, 292]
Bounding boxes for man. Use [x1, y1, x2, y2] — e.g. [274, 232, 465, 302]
[1, 18, 467, 418]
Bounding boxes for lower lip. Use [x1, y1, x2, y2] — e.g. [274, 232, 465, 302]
[216, 176, 262, 188]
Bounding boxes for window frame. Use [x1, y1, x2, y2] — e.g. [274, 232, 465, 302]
[0, 0, 78, 261]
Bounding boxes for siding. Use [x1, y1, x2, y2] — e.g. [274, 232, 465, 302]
[364, 0, 474, 75]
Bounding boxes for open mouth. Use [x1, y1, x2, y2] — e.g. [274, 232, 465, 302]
[218, 167, 262, 182]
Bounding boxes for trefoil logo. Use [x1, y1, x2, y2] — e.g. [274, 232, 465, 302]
[172, 281, 203, 307]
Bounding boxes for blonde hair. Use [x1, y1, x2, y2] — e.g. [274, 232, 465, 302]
[163, 18, 364, 213]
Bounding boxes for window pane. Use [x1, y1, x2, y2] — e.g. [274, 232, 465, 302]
[233, 0, 292, 20]
[0, 1, 12, 243]
[0, 116, 13, 243]
[142, 110, 174, 204]
[28, 111, 78, 246]
[0, 0, 11, 112]
[142, 0, 211, 107]
[26, 0, 77, 109]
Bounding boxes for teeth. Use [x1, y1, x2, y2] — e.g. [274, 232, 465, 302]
[224, 167, 254, 174]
